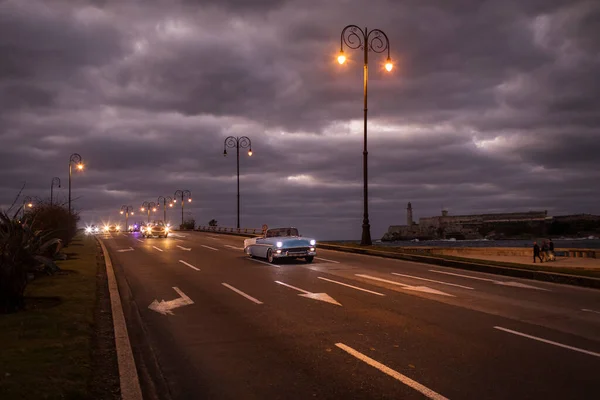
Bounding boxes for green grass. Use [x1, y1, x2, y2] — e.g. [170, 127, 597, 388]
[323, 242, 600, 278]
[0, 235, 99, 400]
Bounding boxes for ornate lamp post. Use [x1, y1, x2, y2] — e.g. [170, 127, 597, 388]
[224, 136, 252, 229]
[173, 190, 192, 227]
[68, 153, 84, 216]
[22, 196, 33, 219]
[120, 205, 134, 232]
[140, 201, 157, 223]
[157, 196, 174, 223]
[338, 25, 393, 246]
[50, 177, 61, 207]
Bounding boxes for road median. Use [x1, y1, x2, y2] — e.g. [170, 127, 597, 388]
[319, 243, 600, 289]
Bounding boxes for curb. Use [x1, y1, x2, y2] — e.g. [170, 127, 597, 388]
[318, 244, 600, 290]
[97, 238, 143, 400]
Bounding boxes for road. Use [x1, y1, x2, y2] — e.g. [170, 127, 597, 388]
[101, 231, 600, 400]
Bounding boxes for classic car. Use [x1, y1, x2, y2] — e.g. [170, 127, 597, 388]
[141, 221, 170, 238]
[244, 227, 316, 263]
[104, 224, 121, 233]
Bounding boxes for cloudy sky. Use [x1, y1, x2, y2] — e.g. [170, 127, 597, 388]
[1, 0, 599, 240]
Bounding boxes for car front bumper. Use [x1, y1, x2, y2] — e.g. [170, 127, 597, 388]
[273, 249, 317, 258]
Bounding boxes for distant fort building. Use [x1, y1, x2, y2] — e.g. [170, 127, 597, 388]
[384, 203, 551, 240]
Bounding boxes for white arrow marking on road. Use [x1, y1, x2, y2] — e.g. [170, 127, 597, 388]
[152, 246, 163, 252]
[355, 274, 455, 297]
[429, 270, 550, 291]
[176, 245, 191, 251]
[494, 326, 600, 358]
[224, 245, 244, 250]
[148, 287, 194, 315]
[335, 343, 449, 400]
[222, 283, 263, 304]
[391, 272, 474, 290]
[275, 280, 342, 306]
[318, 277, 385, 296]
[117, 247, 134, 252]
[178, 260, 200, 271]
[582, 308, 600, 315]
[201, 245, 219, 251]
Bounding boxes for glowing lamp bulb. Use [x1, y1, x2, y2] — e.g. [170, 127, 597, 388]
[188, 198, 191, 202]
[248, 149, 253, 156]
[27, 203, 33, 208]
[141, 207, 145, 211]
[152, 208, 156, 212]
[120, 211, 124, 215]
[337, 52, 346, 65]
[169, 203, 173, 207]
[385, 58, 393, 72]
[131, 212, 134, 215]
[77, 164, 84, 170]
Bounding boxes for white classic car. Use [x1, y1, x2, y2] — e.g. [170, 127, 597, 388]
[244, 227, 317, 263]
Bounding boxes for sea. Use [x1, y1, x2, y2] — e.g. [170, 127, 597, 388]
[332, 237, 600, 249]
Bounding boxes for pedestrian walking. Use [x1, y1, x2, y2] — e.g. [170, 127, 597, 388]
[548, 239, 555, 261]
[533, 241, 543, 263]
[541, 240, 550, 262]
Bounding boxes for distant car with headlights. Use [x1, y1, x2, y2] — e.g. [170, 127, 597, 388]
[104, 224, 121, 233]
[243, 227, 316, 263]
[85, 225, 100, 235]
[141, 221, 170, 238]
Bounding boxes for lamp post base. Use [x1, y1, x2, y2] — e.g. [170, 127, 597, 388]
[360, 222, 372, 246]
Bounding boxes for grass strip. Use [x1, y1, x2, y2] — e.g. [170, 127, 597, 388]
[0, 235, 99, 400]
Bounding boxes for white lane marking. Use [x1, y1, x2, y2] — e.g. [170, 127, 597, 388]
[136, 239, 143, 243]
[152, 246, 163, 252]
[176, 245, 191, 251]
[117, 247, 134, 253]
[429, 270, 550, 291]
[222, 283, 263, 304]
[582, 308, 600, 315]
[335, 343, 449, 400]
[248, 258, 280, 268]
[494, 326, 600, 358]
[178, 260, 200, 271]
[318, 277, 385, 296]
[201, 245, 219, 251]
[224, 245, 244, 250]
[355, 274, 454, 297]
[275, 280, 311, 294]
[392, 273, 474, 290]
[315, 257, 340, 264]
[207, 236, 221, 240]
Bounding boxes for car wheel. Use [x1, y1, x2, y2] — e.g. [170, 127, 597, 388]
[266, 249, 274, 263]
[305, 256, 314, 263]
[165, 234, 168, 238]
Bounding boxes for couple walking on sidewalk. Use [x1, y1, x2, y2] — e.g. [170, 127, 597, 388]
[533, 239, 555, 263]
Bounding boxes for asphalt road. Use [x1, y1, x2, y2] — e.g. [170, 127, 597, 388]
[101, 231, 600, 400]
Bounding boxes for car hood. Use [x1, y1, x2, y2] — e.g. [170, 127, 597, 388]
[259, 237, 314, 247]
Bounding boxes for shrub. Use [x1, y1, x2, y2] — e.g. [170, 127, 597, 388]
[25, 203, 80, 245]
[180, 218, 196, 230]
[0, 211, 62, 313]
[208, 219, 218, 227]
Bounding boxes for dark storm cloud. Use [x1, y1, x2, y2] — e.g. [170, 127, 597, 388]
[1, 0, 599, 239]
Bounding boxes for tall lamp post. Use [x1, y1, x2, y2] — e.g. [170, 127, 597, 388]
[120, 205, 134, 232]
[140, 201, 157, 223]
[224, 136, 252, 229]
[157, 196, 174, 223]
[50, 177, 61, 207]
[173, 190, 192, 227]
[338, 25, 393, 246]
[68, 153, 84, 216]
[22, 196, 33, 219]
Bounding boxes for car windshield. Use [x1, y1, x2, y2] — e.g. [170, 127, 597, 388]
[152, 221, 165, 227]
[266, 228, 298, 238]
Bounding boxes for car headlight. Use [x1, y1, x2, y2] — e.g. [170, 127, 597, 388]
[310, 239, 316, 246]
[85, 227, 92, 233]
[104, 226, 109, 231]
[276, 241, 283, 248]
[116, 226, 121, 231]
[165, 227, 170, 232]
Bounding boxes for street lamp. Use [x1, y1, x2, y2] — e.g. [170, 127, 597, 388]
[173, 190, 192, 227]
[50, 177, 61, 207]
[224, 136, 252, 229]
[157, 196, 173, 223]
[338, 25, 393, 246]
[140, 201, 157, 223]
[22, 196, 33, 219]
[120, 205, 134, 232]
[68, 153, 84, 216]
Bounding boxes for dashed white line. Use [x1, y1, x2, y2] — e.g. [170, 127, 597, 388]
[207, 236, 221, 240]
[178, 260, 200, 271]
[222, 283, 263, 304]
[582, 308, 600, 315]
[315, 257, 340, 264]
[136, 239, 143, 243]
[318, 277, 385, 296]
[247, 258, 280, 268]
[494, 326, 600, 358]
[152, 246, 163, 252]
[224, 245, 244, 250]
[201, 245, 219, 251]
[335, 343, 449, 400]
[392, 273, 474, 290]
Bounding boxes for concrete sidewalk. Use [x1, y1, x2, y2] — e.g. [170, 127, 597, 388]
[457, 254, 600, 270]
